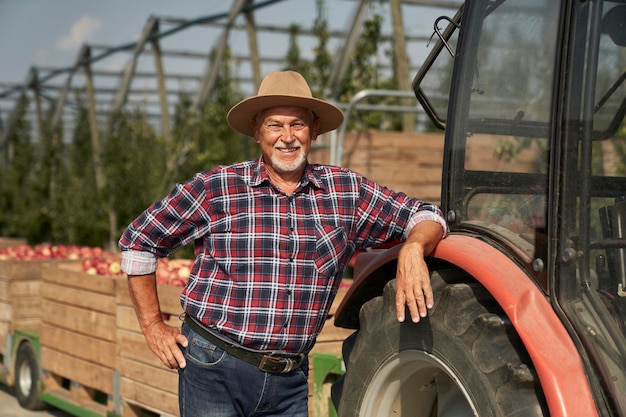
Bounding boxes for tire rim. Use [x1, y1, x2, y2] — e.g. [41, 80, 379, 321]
[359, 350, 478, 417]
[17, 359, 32, 397]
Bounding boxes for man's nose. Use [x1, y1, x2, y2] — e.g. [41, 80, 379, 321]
[281, 126, 296, 141]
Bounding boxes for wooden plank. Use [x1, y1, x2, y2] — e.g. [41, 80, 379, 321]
[0, 302, 11, 321]
[9, 317, 40, 333]
[0, 321, 8, 354]
[0, 237, 26, 249]
[116, 279, 184, 315]
[41, 265, 115, 295]
[42, 300, 116, 342]
[41, 347, 114, 394]
[40, 323, 116, 367]
[7, 280, 39, 297]
[0, 260, 49, 280]
[117, 356, 178, 394]
[0, 280, 8, 301]
[41, 282, 115, 314]
[117, 329, 162, 367]
[120, 376, 179, 417]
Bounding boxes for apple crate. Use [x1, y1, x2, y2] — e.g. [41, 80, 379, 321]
[0, 237, 26, 249]
[116, 277, 184, 417]
[39, 263, 118, 416]
[0, 259, 63, 356]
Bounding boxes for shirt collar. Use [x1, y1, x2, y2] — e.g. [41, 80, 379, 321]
[249, 156, 326, 191]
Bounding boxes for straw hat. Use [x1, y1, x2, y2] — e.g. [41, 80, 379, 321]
[227, 71, 344, 137]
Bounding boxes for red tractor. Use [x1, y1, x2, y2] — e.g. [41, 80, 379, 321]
[333, 0, 626, 416]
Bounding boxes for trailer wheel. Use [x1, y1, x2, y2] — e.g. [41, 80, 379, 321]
[334, 269, 548, 417]
[13, 342, 46, 410]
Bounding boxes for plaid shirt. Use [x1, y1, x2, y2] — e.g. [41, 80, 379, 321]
[119, 157, 446, 354]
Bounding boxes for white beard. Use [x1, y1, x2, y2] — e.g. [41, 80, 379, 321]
[270, 139, 307, 173]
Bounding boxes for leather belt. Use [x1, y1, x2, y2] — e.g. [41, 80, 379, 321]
[183, 314, 304, 374]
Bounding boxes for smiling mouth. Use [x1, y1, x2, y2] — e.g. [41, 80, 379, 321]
[277, 147, 299, 153]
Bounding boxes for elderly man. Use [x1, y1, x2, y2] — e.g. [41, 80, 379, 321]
[119, 70, 447, 417]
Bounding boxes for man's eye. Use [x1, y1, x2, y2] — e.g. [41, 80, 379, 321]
[292, 122, 306, 130]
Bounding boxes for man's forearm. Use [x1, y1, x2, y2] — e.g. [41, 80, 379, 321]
[404, 220, 445, 255]
[127, 273, 163, 332]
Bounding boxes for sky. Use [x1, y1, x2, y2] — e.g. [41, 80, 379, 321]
[0, 0, 455, 132]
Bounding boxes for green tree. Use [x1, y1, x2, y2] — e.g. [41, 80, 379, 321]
[0, 96, 35, 238]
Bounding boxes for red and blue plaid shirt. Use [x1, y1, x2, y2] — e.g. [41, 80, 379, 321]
[119, 157, 446, 354]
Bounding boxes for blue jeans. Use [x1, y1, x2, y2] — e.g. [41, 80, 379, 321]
[178, 322, 309, 417]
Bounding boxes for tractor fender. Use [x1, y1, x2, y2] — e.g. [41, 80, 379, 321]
[335, 234, 598, 417]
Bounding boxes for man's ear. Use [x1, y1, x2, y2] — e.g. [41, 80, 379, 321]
[311, 118, 321, 140]
[250, 119, 260, 143]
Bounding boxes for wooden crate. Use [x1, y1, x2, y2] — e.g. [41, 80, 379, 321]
[116, 279, 184, 417]
[0, 237, 26, 249]
[0, 260, 61, 355]
[40, 263, 118, 416]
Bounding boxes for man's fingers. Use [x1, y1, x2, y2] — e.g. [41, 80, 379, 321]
[396, 291, 406, 322]
[396, 277, 433, 323]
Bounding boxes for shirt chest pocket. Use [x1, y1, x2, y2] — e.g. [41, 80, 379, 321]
[313, 224, 348, 276]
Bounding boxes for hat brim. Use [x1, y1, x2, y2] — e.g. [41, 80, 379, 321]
[227, 95, 344, 137]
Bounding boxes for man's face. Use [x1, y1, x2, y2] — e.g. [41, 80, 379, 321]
[252, 106, 320, 176]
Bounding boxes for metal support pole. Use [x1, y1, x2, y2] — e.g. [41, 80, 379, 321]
[109, 17, 159, 122]
[245, 0, 262, 91]
[194, 0, 248, 111]
[326, 0, 370, 99]
[0, 68, 36, 168]
[334, 89, 418, 166]
[390, 0, 415, 132]
[150, 20, 173, 141]
[83, 47, 105, 192]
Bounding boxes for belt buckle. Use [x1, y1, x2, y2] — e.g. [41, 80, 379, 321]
[259, 355, 299, 373]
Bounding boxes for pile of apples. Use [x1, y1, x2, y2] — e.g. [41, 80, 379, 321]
[156, 258, 193, 287]
[0, 242, 191, 285]
[0, 243, 101, 261]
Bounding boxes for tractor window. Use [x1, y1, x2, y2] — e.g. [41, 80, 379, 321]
[453, 0, 557, 260]
[468, 0, 559, 125]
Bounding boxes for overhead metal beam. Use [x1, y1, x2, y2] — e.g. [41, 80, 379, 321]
[326, 0, 370, 99]
[109, 17, 158, 122]
[0, 68, 37, 167]
[194, 0, 248, 111]
[244, 0, 262, 91]
[150, 19, 173, 141]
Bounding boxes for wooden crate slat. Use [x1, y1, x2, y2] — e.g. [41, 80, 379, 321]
[42, 300, 116, 342]
[42, 282, 115, 314]
[0, 321, 8, 354]
[0, 260, 49, 280]
[117, 329, 162, 367]
[117, 356, 178, 394]
[116, 280, 183, 315]
[120, 376, 179, 417]
[6, 279, 39, 298]
[0, 301, 11, 321]
[41, 347, 114, 394]
[41, 265, 115, 295]
[40, 323, 116, 368]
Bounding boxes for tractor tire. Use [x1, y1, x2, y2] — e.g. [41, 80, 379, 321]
[334, 269, 548, 417]
[13, 341, 46, 410]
